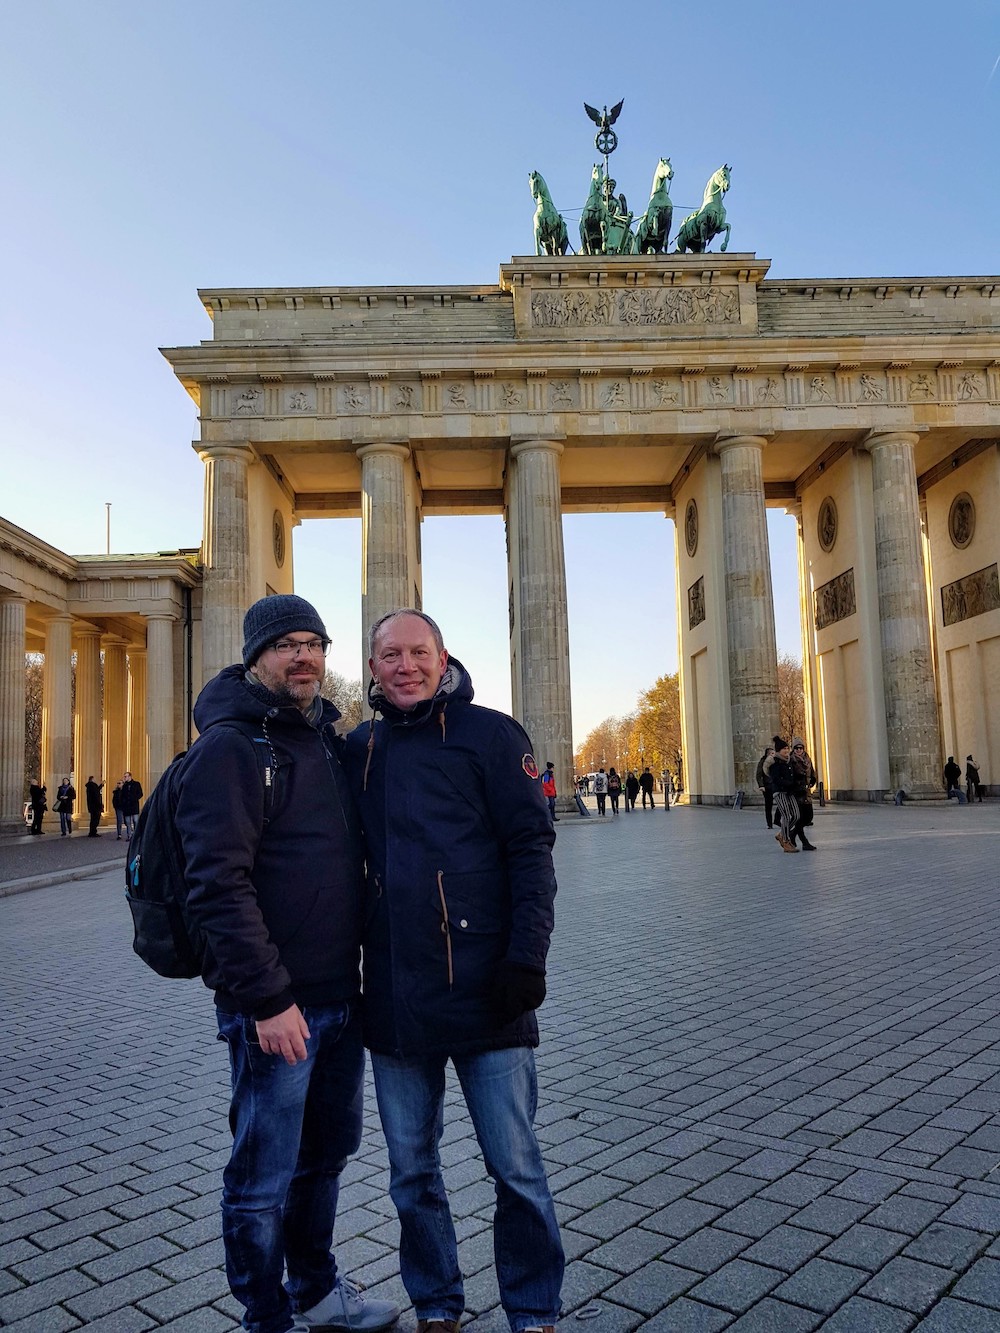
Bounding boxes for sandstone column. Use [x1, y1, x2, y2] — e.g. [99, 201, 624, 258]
[42, 614, 74, 792]
[863, 431, 941, 794]
[103, 637, 129, 785]
[146, 615, 176, 786]
[717, 435, 780, 794]
[357, 443, 422, 663]
[127, 645, 148, 791]
[74, 627, 103, 791]
[0, 596, 27, 830]
[507, 439, 574, 812]
[198, 443, 253, 683]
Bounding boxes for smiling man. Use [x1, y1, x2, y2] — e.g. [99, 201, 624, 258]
[343, 608, 564, 1333]
[173, 594, 399, 1333]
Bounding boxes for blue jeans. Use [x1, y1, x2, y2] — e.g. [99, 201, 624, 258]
[372, 1046, 563, 1332]
[216, 1002, 364, 1333]
[59, 810, 73, 834]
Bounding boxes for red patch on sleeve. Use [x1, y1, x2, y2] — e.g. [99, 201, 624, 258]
[522, 754, 539, 780]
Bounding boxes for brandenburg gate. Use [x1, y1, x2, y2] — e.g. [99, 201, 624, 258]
[159, 253, 1000, 809]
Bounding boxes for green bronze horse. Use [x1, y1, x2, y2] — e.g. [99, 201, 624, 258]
[633, 157, 674, 255]
[579, 165, 605, 256]
[529, 171, 569, 256]
[674, 164, 731, 253]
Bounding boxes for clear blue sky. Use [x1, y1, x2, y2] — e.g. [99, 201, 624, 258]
[3, 1, 998, 738]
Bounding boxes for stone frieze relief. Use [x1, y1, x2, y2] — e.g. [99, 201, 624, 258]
[815, 568, 856, 630]
[530, 285, 739, 329]
[941, 564, 1000, 627]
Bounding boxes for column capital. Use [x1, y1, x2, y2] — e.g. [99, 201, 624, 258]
[713, 433, 771, 455]
[510, 437, 565, 460]
[859, 428, 926, 454]
[355, 441, 411, 462]
[195, 442, 256, 464]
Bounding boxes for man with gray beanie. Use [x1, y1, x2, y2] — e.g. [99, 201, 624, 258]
[173, 594, 399, 1333]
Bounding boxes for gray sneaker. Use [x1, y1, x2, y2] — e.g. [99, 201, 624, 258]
[296, 1276, 400, 1331]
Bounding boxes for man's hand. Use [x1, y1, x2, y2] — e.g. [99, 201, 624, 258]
[493, 962, 546, 1025]
[255, 1005, 311, 1065]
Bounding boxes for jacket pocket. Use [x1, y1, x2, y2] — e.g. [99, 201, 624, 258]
[434, 870, 508, 991]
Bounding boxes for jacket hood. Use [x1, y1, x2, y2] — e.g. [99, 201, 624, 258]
[193, 662, 341, 733]
[366, 654, 474, 725]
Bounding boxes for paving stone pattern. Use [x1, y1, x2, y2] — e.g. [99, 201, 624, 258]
[2, 801, 1000, 1330]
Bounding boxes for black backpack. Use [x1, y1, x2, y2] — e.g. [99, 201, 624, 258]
[125, 722, 279, 979]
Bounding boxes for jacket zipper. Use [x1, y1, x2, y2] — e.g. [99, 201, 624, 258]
[436, 870, 454, 989]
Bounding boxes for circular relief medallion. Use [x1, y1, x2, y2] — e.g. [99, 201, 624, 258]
[948, 492, 975, 550]
[817, 496, 838, 553]
[272, 510, 286, 567]
[684, 499, 699, 558]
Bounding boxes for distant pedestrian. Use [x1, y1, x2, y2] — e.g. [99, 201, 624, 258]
[944, 756, 963, 800]
[790, 738, 818, 850]
[112, 781, 127, 839]
[85, 777, 104, 837]
[966, 755, 983, 803]
[624, 770, 639, 811]
[639, 766, 655, 809]
[28, 780, 47, 835]
[755, 744, 775, 829]
[769, 737, 814, 852]
[119, 772, 143, 838]
[541, 761, 559, 822]
[593, 766, 608, 816]
[55, 777, 76, 835]
[607, 766, 622, 815]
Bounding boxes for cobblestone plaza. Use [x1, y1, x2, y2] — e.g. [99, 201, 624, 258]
[3, 803, 1000, 1330]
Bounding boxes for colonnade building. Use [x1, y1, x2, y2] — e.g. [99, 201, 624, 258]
[3, 253, 999, 827]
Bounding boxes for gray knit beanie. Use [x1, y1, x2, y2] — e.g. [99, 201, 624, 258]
[242, 594, 328, 668]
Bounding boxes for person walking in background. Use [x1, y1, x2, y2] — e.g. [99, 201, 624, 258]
[593, 766, 608, 816]
[624, 770, 639, 812]
[85, 776, 104, 837]
[119, 771, 143, 839]
[55, 777, 76, 835]
[966, 755, 983, 803]
[790, 738, 818, 851]
[607, 766, 622, 815]
[541, 762, 559, 823]
[755, 744, 775, 830]
[343, 608, 564, 1333]
[768, 738, 806, 852]
[639, 766, 655, 809]
[28, 780, 46, 835]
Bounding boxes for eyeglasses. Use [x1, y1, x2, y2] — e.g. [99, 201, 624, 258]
[268, 638, 331, 658]
[793, 744, 805, 750]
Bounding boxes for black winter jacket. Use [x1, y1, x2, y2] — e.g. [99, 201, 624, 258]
[342, 658, 557, 1058]
[176, 664, 364, 1020]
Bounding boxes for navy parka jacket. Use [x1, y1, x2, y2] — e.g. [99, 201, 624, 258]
[342, 657, 557, 1058]
[176, 664, 365, 1020]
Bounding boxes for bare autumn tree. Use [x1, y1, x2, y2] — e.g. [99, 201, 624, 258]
[24, 654, 43, 795]
[776, 654, 805, 743]
[323, 670, 364, 734]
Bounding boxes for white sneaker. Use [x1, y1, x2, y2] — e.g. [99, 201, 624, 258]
[296, 1276, 400, 1331]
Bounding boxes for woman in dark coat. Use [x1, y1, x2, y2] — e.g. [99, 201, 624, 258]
[55, 778, 76, 836]
[28, 781, 47, 834]
[768, 737, 814, 852]
[755, 745, 774, 829]
[790, 738, 818, 849]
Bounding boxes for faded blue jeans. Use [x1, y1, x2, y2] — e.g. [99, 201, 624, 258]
[216, 1002, 364, 1333]
[372, 1046, 564, 1332]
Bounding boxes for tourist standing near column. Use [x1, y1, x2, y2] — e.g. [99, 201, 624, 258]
[966, 755, 983, 803]
[173, 594, 399, 1333]
[343, 609, 564, 1333]
[28, 779, 46, 834]
[119, 771, 143, 839]
[55, 777, 76, 835]
[541, 761, 559, 822]
[755, 745, 775, 830]
[85, 776, 104, 837]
